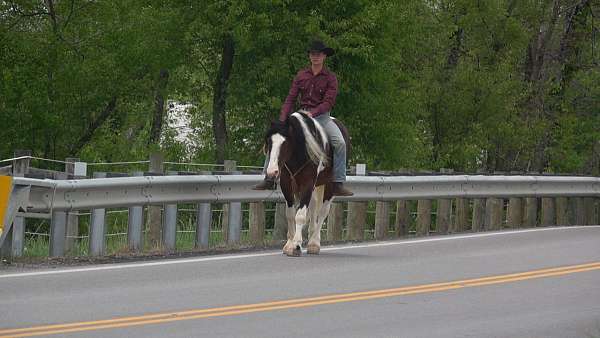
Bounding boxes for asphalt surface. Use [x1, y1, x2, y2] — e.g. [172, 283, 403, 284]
[1, 226, 599, 338]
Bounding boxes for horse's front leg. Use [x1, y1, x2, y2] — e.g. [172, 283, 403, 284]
[307, 185, 325, 254]
[288, 190, 313, 256]
[282, 202, 296, 255]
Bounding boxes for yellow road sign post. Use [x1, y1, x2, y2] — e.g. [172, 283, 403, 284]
[0, 176, 13, 236]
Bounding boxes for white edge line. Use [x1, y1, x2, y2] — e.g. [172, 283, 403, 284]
[1, 226, 598, 279]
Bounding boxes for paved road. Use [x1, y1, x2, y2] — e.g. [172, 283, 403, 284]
[1, 226, 600, 338]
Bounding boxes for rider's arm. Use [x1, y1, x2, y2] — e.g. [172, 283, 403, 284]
[279, 73, 302, 121]
[310, 73, 338, 118]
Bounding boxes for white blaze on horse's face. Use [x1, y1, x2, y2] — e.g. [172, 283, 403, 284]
[266, 133, 286, 177]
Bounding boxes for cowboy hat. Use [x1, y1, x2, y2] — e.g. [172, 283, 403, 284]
[307, 40, 335, 56]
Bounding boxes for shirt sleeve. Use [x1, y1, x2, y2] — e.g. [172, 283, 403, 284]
[311, 73, 338, 118]
[279, 73, 302, 121]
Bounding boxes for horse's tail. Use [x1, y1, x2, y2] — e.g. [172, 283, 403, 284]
[290, 112, 329, 166]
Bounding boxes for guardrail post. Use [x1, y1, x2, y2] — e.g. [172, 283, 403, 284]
[3, 150, 31, 258]
[523, 197, 538, 227]
[436, 169, 453, 235]
[395, 200, 410, 237]
[472, 199, 485, 232]
[347, 164, 367, 240]
[89, 172, 107, 256]
[147, 153, 164, 249]
[224, 161, 242, 245]
[49, 172, 68, 257]
[272, 203, 287, 242]
[541, 197, 556, 226]
[195, 171, 212, 249]
[416, 199, 431, 236]
[128, 171, 144, 252]
[484, 198, 503, 231]
[327, 202, 344, 241]
[583, 197, 596, 225]
[452, 198, 468, 233]
[507, 198, 523, 228]
[65, 157, 80, 252]
[249, 202, 265, 245]
[375, 201, 389, 240]
[555, 197, 569, 225]
[163, 171, 178, 252]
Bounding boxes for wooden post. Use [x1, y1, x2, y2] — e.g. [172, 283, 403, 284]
[416, 200, 431, 236]
[555, 197, 569, 226]
[375, 201, 390, 240]
[573, 197, 586, 225]
[249, 202, 265, 245]
[484, 198, 503, 231]
[395, 200, 410, 237]
[272, 203, 287, 243]
[452, 198, 469, 233]
[506, 198, 523, 228]
[147, 153, 164, 249]
[541, 197, 556, 226]
[523, 198, 538, 228]
[347, 164, 367, 240]
[327, 202, 344, 241]
[583, 197, 595, 225]
[471, 199, 485, 232]
[436, 168, 452, 235]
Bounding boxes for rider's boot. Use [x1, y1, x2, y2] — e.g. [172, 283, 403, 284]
[252, 177, 276, 190]
[331, 182, 353, 196]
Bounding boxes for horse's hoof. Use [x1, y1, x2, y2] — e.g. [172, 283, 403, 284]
[307, 244, 320, 255]
[287, 245, 302, 257]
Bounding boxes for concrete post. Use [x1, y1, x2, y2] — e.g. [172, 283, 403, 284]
[89, 172, 107, 256]
[128, 171, 144, 252]
[196, 171, 212, 249]
[162, 171, 178, 252]
[147, 153, 164, 249]
[64, 157, 79, 252]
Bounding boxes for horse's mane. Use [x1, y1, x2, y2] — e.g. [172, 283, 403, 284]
[290, 112, 329, 166]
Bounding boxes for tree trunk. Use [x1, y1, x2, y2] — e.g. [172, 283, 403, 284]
[212, 34, 234, 164]
[149, 69, 170, 146]
[69, 96, 118, 155]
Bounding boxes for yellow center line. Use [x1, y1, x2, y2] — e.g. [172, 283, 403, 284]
[2, 261, 599, 337]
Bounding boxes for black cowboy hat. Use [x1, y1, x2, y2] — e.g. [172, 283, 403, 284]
[307, 40, 335, 56]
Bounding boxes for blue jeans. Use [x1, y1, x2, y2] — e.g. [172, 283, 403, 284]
[263, 112, 346, 182]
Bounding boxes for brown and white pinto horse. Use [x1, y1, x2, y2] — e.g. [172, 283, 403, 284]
[263, 111, 350, 256]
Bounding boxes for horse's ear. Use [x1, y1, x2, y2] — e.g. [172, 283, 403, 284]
[271, 120, 287, 133]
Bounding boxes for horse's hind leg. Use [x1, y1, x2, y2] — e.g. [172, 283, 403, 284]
[307, 186, 325, 254]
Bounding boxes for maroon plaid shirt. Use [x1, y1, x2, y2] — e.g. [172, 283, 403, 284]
[279, 67, 338, 121]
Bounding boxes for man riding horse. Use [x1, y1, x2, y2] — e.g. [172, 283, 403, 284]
[253, 40, 353, 197]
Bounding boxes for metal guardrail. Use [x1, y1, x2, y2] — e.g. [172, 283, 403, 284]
[9, 174, 600, 213]
[1, 174, 599, 257]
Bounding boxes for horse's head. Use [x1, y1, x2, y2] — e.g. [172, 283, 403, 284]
[264, 120, 291, 178]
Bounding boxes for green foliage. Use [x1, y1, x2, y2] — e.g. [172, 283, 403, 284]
[0, 0, 597, 175]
